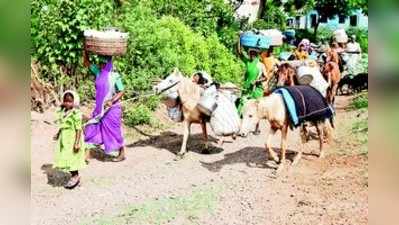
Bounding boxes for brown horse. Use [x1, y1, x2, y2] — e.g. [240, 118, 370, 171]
[276, 63, 298, 87]
[322, 61, 341, 105]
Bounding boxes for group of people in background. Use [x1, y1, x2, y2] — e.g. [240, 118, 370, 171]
[236, 32, 362, 132]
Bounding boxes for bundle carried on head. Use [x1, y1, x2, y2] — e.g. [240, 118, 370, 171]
[240, 31, 272, 49]
[84, 28, 129, 56]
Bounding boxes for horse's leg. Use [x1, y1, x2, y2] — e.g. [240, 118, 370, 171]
[277, 122, 289, 173]
[266, 129, 278, 162]
[293, 126, 305, 166]
[331, 83, 339, 105]
[177, 120, 191, 159]
[316, 122, 325, 158]
[322, 120, 334, 144]
[217, 136, 224, 147]
[201, 122, 210, 154]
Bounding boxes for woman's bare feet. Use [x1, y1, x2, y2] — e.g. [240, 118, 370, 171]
[111, 148, 126, 162]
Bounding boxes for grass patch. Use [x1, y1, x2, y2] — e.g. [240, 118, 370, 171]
[350, 92, 368, 110]
[81, 186, 220, 225]
[333, 106, 368, 155]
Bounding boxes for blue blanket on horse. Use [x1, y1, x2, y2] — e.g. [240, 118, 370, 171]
[274, 85, 334, 127]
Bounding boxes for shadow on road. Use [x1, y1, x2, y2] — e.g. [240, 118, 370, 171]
[41, 164, 70, 187]
[199, 147, 300, 172]
[126, 131, 224, 155]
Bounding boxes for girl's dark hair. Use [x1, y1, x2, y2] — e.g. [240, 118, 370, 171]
[61, 92, 74, 110]
[195, 72, 208, 85]
[63, 92, 74, 100]
[211, 82, 220, 89]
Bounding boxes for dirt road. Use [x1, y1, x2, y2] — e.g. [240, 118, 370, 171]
[31, 96, 368, 225]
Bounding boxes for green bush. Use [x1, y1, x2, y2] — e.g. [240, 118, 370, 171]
[346, 27, 368, 52]
[124, 104, 152, 126]
[31, 0, 116, 82]
[143, 0, 240, 50]
[295, 27, 333, 44]
[116, 6, 244, 96]
[350, 92, 368, 110]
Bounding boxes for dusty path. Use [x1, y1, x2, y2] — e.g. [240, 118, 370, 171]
[31, 96, 367, 225]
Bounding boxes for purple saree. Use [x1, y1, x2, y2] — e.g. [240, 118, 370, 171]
[84, 59, 124, 154]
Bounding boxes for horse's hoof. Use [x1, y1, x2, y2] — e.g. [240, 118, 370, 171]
[292, 153, 302, 166]
[268, 152, 279, 162]
[276, 163, 285, 174]
[174, 153, 185, 161]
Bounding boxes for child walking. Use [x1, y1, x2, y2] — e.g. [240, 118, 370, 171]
[53, 90, 86, 189]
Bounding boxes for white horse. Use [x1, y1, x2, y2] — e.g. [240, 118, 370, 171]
[154, 68, 211, 159]
[239, 94, 333, 172]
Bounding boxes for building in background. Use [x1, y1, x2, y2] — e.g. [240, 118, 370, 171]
[287, 9, 368, 30]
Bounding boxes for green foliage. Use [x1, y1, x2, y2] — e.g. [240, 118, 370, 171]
[350, 92, 368, 110]
[116, 6, 243, 96]
[143, 0, 240, 50]
[31, 0, 116, 82]
[124, 104, 152, 127]
[295, 28, 334, 43]
[254, 1, 287, 30]
[346, 27, 368, 52]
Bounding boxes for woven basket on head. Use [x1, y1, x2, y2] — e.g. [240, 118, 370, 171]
[85, 36, 127, 56]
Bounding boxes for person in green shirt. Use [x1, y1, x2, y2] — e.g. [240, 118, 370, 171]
[237, 37, 267, 135]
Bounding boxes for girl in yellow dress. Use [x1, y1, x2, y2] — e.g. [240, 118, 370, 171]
[53, 90, 85, 189]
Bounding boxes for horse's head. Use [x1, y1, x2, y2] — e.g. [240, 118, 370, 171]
[153, 67, 184, 95]
[239, 99, 260, 137]
[276, 63, 297, 87]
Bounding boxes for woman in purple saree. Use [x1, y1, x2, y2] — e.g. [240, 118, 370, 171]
[83, 50, 125, 162]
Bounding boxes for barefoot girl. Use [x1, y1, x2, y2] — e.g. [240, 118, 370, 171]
[53, 90, 85, 189]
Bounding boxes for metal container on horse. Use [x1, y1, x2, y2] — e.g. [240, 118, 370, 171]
[167, 106, 183, 122]
[197, 95, 218, 116]
[296, 66, 314, 85]
[197, 85, 218, 116]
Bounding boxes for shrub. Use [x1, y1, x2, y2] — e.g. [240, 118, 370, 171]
[124, 104, 152, 126]
[31, 0, 116, 80]
[295, 27, 333, 44]
[144, 0, 240, 50]
[350, 92, 368, 110]
[116, 6, 243, 97]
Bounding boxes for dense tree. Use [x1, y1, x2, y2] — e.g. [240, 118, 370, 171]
[254, 0, 314, 30]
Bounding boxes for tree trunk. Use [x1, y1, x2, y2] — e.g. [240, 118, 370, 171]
[313, 21, 320, 40]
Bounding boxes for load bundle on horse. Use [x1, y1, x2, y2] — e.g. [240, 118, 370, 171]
[276, 62, 329, 98]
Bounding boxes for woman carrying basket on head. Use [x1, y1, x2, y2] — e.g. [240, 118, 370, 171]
[83, 50, 126, 162]
[236, 36, 267, 135]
